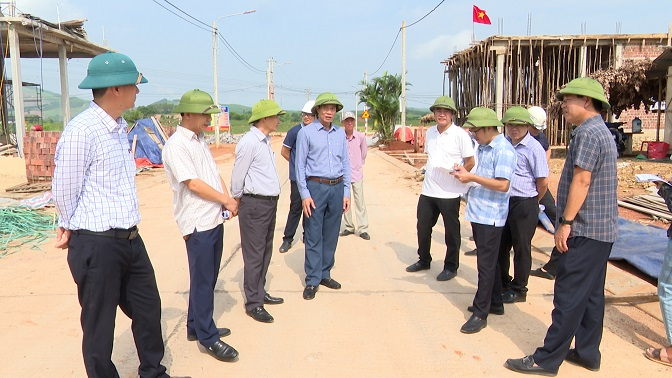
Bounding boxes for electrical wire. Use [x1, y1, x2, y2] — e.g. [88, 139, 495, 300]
[160, 0, 212, 29]
[150, 0, 211, 33]
[217, 33, 265, 74]
[369, 0, 446, 76]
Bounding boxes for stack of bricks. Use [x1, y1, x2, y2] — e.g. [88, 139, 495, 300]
[23, 131, 61, 183]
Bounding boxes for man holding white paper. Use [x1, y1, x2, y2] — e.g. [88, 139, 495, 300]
[406, 96, 475, 281]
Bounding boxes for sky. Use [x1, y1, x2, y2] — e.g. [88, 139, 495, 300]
[9, 0, 672, 112]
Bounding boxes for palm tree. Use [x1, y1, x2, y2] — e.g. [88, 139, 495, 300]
[357, 72, 409, 142]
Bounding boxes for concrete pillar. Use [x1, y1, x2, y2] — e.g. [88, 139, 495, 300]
[664, 66, 672, 148]
[8, 22, 25, 157]
[495, 52, 504, 119]
[579, 44, 588, 77]
[614, 44, 624, 69]
[58, 45, 71, 125]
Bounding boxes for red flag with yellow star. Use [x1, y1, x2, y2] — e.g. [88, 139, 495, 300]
[473, 5, 491, 25]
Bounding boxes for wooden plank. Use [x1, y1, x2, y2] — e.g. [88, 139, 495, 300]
[618, 200, 672, 220]
[151, 117, 169, 143]
[131, 134, 138, 158]
[403, 151, 414, 165]
[605, 293, 659, 304]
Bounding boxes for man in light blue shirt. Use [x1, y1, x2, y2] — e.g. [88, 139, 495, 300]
[295, 92, 351, 300]
[452, 107, 517, 334]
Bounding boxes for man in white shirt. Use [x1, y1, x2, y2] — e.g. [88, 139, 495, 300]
[162, 89, 239, 362]
[406, 96, 475, 281]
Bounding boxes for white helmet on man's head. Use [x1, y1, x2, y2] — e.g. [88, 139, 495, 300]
[301, 100, 316, 114]
[528, 106, 547, 130]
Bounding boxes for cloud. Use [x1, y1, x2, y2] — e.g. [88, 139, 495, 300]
[412, 30, 473, 60]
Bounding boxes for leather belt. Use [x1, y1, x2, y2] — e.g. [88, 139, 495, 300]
[308, 176, 344, 185]
[243, 193, 279, 201]
[74, 226, 139, 240]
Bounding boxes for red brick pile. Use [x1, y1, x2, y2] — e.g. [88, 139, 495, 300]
[23, 131, 61, 183]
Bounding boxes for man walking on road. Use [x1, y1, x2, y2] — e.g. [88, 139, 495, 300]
[497, 106, 549, 304]
[52, 52, 172, 377]
[162, 89, 239, 362]
[506, 78, 618, 376]
[231, 99, 286, 322]
[296, 92, 351, 300]
[339, 111, 370, 240]
[406, 96, 475, 281]
[452, 107, 517, 334]
[279, 100, 315, 252]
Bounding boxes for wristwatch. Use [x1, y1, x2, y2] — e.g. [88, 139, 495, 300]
[559, 216, 574, 226]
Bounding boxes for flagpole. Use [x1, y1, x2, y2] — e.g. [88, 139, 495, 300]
[472, 21, 475, 43]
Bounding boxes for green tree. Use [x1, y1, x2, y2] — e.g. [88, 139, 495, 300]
[357, 71, 409, 141]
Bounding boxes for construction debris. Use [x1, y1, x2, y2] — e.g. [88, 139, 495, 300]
[619, 194, 672, 221]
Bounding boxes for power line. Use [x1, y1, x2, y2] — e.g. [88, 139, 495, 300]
[217, 33, 265, 74]
[369, 0, 446, 76]
[161, 0, 211, 29]
[151, 0, 211, 33]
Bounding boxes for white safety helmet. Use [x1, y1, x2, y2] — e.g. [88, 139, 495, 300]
[528, 106, 547, 130]
[301, 100, 316, 114]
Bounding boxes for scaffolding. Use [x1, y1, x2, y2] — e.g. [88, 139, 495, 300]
[442, 33, 670, 146]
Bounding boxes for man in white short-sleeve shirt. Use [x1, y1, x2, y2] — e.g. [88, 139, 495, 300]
[406, 96, 475, 282]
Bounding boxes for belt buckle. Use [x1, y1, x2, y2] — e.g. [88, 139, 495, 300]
[329, 178, 338, 185]
[129, 229, 139, 240]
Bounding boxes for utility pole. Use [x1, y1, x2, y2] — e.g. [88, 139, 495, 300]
[212, 21, 220, 147]
[266, 57, 275, 100]
[305, 89, 311, 102]
[400, 20, 407, 142]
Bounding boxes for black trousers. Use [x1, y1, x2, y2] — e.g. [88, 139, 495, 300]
[471, 222, 504, 319]
[67, 233, 167, 378]
[239, 195, 278, 311]
[185, 224, 223, 347]
[416, 195, 461, 272]
[540, 190, 557, 225]
[498, 197, 539, 294]
[533, 237, 613, 371]
[282, 180, 304, 243]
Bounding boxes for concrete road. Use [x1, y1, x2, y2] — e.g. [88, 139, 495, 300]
[0, 136, 669, 377]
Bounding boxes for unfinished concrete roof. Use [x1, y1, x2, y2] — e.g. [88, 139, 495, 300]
[0, 13, 109, 58]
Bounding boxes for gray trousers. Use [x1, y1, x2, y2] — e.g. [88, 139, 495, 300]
[239, 195, 278, 311]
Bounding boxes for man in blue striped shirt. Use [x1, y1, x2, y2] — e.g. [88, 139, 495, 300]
[452, 107, 517, 334]
[295, 92, 351, 300]
[497, 107, 549, 304]
[53, 52, 171, 377]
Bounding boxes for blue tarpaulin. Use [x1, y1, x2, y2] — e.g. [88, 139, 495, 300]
[128, 118, 165, 164]
[609, 217, 667, 279]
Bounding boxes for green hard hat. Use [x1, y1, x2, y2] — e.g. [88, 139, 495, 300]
[429, 96, 457, 113]
[501, 106, 534, 125]
[463, 107, 503, 128]
[312, 92, 343, 113]
[248, 99, 286, 124]
[78, 52, 148, 89]
[556, 77, 611, 110]
[173, 89, 221, 114]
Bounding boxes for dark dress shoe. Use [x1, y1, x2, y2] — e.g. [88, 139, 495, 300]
[303, 285, 318, 300]
[187, 327, 230, 341]
[263, 293, 284, 305]
[502, 290, 527, 303]
[339, 229, 354, 236]
[278, 240, 292, 253]
[436, 269, 457, 281]
[460, 314, 487, 334]
[505, 355, 557, 376]
[464, 249, 477, 256]
[530, 267, 555, 280]
[565, 349, 600, 371]
[320, 278, 341, 289]
[246, 306, 274, 323]
[205, 340, 238, 362]
[467, 305, 504, 315]
[359, 232, 370, 240]
[405, 261, 430, 272]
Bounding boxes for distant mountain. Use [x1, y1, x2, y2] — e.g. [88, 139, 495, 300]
[25, 89, 89, 122]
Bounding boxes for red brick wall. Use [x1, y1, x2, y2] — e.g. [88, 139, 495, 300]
[24, 131, 61, 183]
[619, 45, 667, 130]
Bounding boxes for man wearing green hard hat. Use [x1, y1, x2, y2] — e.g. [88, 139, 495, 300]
[53, 52, 175, 376]
[497, 106, 549, 307]
[406, 96, 475, 283]
[162, 89, 239, 362]
[451, 107, 517, 334]
[295, 92, 351, 300]
[231, 99, 286, 322]
[506, 77, 617, 376]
